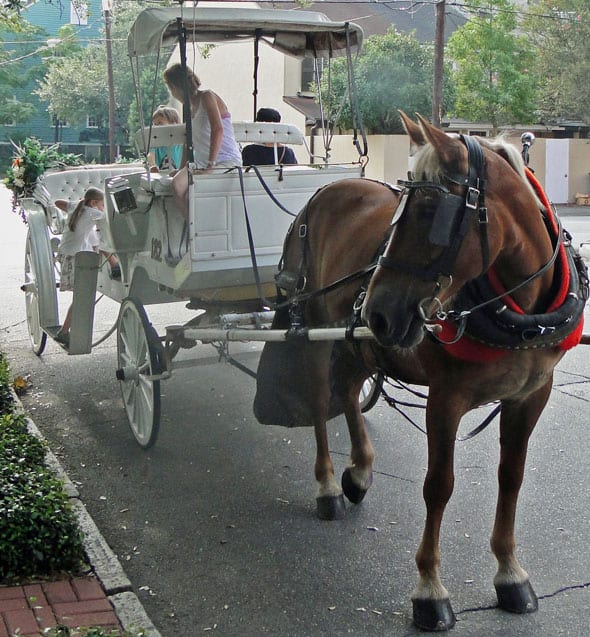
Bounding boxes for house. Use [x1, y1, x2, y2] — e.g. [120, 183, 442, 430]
[0, 0, 106, 163]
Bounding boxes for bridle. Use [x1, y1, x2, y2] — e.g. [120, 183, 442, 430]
[375, 135, 561, 344]
[377, 135, 490, 285]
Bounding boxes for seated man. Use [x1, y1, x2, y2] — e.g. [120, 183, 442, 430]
[241, 107, 298, 166]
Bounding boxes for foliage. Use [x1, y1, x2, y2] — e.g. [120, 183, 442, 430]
[0, 352, 86, 583]
[524, 0, 590, 126]
[318, 28, 454, 134]
[36, 1, 170, 146]
[446, 0, 538, 131]
[3, 137, 82, 217]
[0, 21, 38, 126]
[0, 355, 14, 413]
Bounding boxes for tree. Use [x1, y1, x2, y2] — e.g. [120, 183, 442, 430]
[36, 1, 170, 146]
[524, 1, 590, 126]
[446, 0, 537, 131]
[318, 27, 454, 134]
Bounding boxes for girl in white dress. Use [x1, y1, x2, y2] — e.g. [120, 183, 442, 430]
[55, 187, 119, 345]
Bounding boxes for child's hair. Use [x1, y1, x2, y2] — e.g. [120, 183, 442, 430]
[163, 63, 201, 94]
[152, 105, 180, 124]
[69, 187, 104, 232]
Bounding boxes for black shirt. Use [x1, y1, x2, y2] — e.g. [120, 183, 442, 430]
[241, 144, 297, 166]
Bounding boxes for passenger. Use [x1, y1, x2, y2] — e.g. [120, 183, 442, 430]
[55, 187, 120, 346]
[242, 107, 298, 166]
[162, 63, 242, 218]
[148, 105, 183, 173]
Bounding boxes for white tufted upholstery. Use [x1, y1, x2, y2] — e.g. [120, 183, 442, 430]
[35, 165, 144, 202]
[33, 164, 144, 234]
[232, 121, 304, 145]
[134, 121, 305, 153]
[134, 125, 185, 154]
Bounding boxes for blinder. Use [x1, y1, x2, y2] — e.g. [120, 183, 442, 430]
[429, 191, 465, 247]
[380, 135, 489, 283]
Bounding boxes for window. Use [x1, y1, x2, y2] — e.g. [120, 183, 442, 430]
[87, 115, 100, 128]
[70, 1, 88, 26]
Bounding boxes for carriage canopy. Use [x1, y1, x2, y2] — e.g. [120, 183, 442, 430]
[127, 6, 363, 59]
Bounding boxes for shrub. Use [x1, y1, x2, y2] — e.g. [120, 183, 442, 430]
[0, 355, 14, 414]
[0, 353, 86, 582]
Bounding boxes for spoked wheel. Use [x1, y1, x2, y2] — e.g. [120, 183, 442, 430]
[359, 372, 384, 413]
[24, 230, 47, 356]
[116, 298, 162, 449]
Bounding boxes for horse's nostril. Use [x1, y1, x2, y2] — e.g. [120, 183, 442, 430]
[369, 311, 389, 337]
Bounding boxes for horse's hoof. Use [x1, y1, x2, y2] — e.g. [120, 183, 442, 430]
[412, 598, 456, 632]
[316, 494, 346, 520]
[495, 580, 538, 614]
[341, 467, 370, 504]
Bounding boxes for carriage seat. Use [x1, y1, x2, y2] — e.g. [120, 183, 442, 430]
[232, 121, 305, 146]
[134, 122, 306, 169]
[33, 164, 143, 233]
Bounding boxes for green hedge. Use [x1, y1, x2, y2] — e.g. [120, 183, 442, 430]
[0, 353, 85, 582]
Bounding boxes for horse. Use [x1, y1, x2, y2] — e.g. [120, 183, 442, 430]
[254, 112, 587, 631]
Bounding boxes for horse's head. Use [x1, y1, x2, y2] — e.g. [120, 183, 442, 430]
[362, 112, 542, 349]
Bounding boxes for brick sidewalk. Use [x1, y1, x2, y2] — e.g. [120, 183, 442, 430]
[0, 576, 122, 637]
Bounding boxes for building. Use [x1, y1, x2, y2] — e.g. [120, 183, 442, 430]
[0, 0, 106, 164]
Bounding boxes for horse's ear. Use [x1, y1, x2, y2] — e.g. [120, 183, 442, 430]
[399, 111, 426, 147]
[416, 113, 463, 166]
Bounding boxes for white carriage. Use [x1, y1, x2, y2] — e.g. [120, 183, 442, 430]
[21, 5, 380, 448]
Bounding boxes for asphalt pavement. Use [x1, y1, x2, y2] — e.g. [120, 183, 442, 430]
[1, 184, 589, 636]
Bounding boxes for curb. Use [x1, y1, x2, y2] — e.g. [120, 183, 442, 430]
[13, 388, 162, 637]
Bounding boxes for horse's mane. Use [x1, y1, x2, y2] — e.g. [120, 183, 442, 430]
[411, 134, 543, 209]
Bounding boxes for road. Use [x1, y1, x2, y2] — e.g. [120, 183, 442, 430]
[1, 185, 589, 636]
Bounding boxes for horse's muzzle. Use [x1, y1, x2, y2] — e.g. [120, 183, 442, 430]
[362, 293, 425, 349]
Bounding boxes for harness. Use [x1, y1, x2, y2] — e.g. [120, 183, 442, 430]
[376, 135, 588, 353]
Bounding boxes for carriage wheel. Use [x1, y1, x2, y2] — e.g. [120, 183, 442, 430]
[116, 298, 162, 449]
[359, 373, 384, 413]
[24, 231, 47, 356]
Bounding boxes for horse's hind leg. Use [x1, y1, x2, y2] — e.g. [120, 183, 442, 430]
[331, 344, 375, 505]
[491, 382, 552, 615]
[313, 342, 347, 520]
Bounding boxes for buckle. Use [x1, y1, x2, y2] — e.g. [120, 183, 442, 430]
[298, 223, 307, 238]
[465, 186, 480, 209]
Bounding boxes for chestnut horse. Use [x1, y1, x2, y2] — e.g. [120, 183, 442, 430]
[254, 113, 587, 631]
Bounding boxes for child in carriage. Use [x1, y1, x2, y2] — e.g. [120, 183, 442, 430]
[55, 187, 119, 346]
[148, 105, 183, 172]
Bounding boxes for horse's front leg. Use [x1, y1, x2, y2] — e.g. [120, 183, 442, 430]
[412, 393, 464, 632]
[314, 418, 346, 520]
[491, 381, 552, 614]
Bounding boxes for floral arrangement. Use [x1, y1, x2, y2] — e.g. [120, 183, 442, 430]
[4, 137, 82, 221]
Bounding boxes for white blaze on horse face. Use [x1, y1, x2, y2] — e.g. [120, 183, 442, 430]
[407, 152, 419, 177]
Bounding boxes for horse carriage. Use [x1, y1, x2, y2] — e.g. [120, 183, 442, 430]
[19, 4, 590, 633]
[21, 5, 379, 447]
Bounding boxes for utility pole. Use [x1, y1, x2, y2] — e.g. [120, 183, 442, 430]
[432, 0, 445, 128]
[103, 0, 116, 162]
